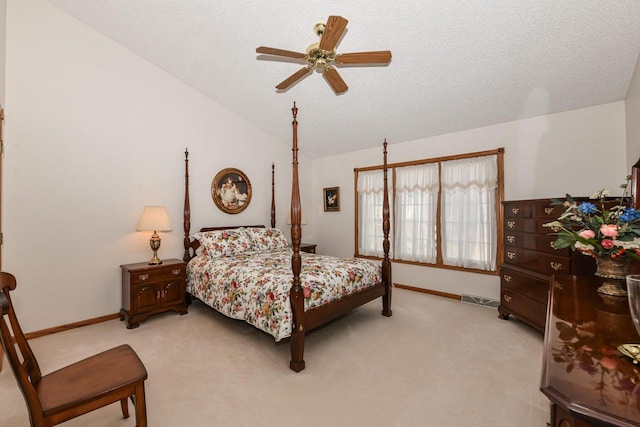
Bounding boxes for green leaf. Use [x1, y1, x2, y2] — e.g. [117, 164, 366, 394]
[553, 235, 575, 249]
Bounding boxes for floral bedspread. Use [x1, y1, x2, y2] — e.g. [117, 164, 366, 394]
[186, 249, 382, 341]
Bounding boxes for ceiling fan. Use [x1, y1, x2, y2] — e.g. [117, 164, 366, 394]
[256, 16, 392, 94]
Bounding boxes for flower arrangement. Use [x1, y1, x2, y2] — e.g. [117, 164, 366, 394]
[543, 176, 640, 261]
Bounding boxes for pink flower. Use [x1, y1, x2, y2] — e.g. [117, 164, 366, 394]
[601, 239, 615, 250]
[600, 224, 618, 237]
[578, 229, 596, 239]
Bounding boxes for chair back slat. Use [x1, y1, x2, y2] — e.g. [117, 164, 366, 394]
[0, 273, 44, 420]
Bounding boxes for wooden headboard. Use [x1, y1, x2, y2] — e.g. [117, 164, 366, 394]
[182, 148, 277, 262]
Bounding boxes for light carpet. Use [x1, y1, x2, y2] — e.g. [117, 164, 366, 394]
[0, 288, 550, 426]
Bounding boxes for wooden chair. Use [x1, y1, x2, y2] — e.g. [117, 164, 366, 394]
[0, 272, 148, 427]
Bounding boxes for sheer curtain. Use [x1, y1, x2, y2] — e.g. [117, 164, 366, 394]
[441, 155, 498, 270]
[394, 164, 439, 263]
[357, 170, 386, 257]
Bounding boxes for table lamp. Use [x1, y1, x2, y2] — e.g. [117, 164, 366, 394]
[136, 206, 172, 265]
[286, 211, 307, 225]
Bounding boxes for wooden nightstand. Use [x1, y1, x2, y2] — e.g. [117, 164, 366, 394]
[289, 243, 316, 254]
[120, 258, 188, 329]
[300, 243, 316, 254]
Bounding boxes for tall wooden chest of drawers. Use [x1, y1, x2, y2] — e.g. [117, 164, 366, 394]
[498, 198, 595, 332]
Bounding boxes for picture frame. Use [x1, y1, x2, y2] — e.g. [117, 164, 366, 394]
[323, 187, 340, 212]
[211, 168, 252, 214]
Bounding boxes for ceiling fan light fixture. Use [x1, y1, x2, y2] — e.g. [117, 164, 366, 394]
[256, 15, 392, 94]
[314, 22, 326, 37]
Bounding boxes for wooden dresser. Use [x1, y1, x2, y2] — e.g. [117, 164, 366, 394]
[498, 198, 595, 332]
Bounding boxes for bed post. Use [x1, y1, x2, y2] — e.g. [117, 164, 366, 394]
[183, 148, 191, 262]
[271, 162, 276, 228]
[289, 102, 305, 372]
[381, 140, 392, 317]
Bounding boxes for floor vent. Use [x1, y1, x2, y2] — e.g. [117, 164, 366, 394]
[461, 294, 499, 309]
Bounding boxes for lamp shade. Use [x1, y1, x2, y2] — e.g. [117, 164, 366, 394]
[136, 206, 172, 232]
[286, 210, 307, 225]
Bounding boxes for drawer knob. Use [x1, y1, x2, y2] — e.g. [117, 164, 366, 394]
[503, 275, 512, 283]
[138, 274, 149, 281]
[506, 235, 515, 244]
[172, 269, 181, 276]
[544, 207, 554, 215]
[511, 207, 520, 215]
[507, 221, 515, 229]
[507, 251, 515, 260]
[503, 295, 513, 303]
[550, 262, 563, 271]
[549, 241, 555, 248]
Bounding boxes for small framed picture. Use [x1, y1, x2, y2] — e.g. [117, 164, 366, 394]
[323, 187, 340, 212]
[211, 168, 252, 214]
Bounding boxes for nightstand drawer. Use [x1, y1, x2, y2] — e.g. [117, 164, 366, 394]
[130, 265, 185, 284]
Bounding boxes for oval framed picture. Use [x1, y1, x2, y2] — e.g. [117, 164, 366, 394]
[211, 168, 252, 214]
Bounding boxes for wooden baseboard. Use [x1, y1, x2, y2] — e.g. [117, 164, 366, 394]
[24, 313, 120, 340]
[22, 285, 458, 340]
[394, 283, 461, 300]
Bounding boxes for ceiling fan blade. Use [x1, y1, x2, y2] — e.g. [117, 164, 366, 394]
[335, 51, 392, 65]
[319, 16, 348, 51]
[276, 67, 313, 90]
[256, 46, 307, 60]
[323, 67, 348, 94]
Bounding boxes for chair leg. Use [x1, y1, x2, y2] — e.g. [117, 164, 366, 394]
[120, 398, 129, 419]
[134, 382, 147, 427]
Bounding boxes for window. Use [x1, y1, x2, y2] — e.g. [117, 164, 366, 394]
[355, 148, 504, 273]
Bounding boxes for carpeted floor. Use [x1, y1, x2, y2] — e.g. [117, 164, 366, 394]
[0, 288, 550, 426]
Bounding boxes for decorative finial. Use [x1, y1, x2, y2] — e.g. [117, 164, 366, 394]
[292, 101, 298, 118]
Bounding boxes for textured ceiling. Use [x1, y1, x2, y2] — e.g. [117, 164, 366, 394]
[49, 0, 640, 158]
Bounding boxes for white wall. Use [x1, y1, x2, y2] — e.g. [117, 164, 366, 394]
[312, 102, 628, 300]
[3, 0, 308, 332]
[626, 53, 640, 169]
[3, 0, 636, 331]
[0, 0, 5, 105]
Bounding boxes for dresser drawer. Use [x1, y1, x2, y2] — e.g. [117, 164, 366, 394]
[130, 265, 185, 284]
[504, 231, 571, 256]
[504, 202, 532, 218]
[504, 248, 571, 275]
[504, 217, 560, 235]
[531, 200, 564, 219]
[500, 289, 547, 330]
[500, 265, 550, 304]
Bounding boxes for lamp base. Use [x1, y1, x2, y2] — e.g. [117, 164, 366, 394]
[148, 255, 163, 265]
[148, 234, 163, 265]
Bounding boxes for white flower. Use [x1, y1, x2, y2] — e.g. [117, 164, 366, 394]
[574, 241, 595, 252]
[590, 189, 610, 199]
[613, 238, 640, 250]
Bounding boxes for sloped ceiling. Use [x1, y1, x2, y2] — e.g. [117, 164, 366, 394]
[49, 0, 640, 158]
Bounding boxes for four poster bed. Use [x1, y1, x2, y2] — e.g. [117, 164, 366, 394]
[182, 103, 392, 372]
